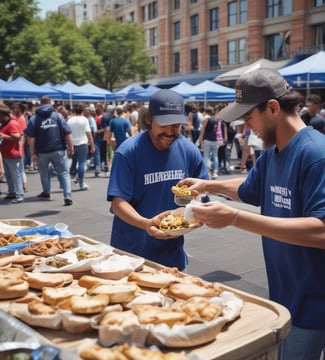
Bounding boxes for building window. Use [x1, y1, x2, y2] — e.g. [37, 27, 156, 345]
[239, 38, 246, 63]
[209, 45, 219, 68]
[129, 11, 135, 22]
[190, 14, 199, 36]
[240, 0, 248, 23]
[174, 21, 181, 40]
[265, 33, 290, 60]
[314, 24, 325, 49]
[227, 39, 246, 64]
[190, 0, 198, 4]
[151, 56, 158, 75]
[314, 0, 325, 5]
[148, 1, 158, 20]
[228, 0, 247, 26]
[142, 2, 158, 21]
[174, 52, 180, 73]
[190, 48, 198, 71]
[149, 27, 158, 46]
[210, 8, 219, 31]
[266, 0, 292, 18]
[174, 0, 180, 10]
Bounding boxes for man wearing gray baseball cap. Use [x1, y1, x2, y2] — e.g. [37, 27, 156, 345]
[178, 69, 325, 359]
[107, 89, 208, 271]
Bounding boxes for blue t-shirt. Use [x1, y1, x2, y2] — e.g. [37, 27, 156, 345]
[107, 131, 209, 270]
[238, 126, 325, 329]
[109, 116, 131, 148]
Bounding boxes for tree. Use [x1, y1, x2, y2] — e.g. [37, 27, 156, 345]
[0, 0, 38, 80]
[81, 17, 154, 90]
[8, 14, 102, 85]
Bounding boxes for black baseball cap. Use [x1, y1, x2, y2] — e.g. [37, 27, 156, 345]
[149, 89, 188, 126]
[220, 68, 290, 122]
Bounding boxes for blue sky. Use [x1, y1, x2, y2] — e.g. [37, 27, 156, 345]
[36, 0, 70, 18]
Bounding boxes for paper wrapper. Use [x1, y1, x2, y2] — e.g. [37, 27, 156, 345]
[33, 241, 114, 273]
[91, 254, 145, 280]
[8, 303, 62, 330]
[93, 291, 243, 348]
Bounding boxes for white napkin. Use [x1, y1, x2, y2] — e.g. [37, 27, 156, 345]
[184, 200, 204, 221]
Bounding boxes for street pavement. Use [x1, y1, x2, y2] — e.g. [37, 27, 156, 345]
[0, 165, 269, 300]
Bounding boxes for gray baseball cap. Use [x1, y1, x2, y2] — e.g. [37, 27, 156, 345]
[220, 68, 290, 122]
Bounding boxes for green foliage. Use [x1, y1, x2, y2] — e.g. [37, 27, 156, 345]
[0, 0, 38, 80]
[2, 4, 153, 90]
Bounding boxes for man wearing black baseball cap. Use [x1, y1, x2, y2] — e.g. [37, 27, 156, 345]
[107, 89, 208, 271]
[178, 69, 325, 359]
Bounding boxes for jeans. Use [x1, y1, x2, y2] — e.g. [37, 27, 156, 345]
[37, 150, 71, 198]
[279, 325, 325, 360]
[3, 157, 24, 199]
[70, 144, 88, 186]
[203, 139, 220, 173]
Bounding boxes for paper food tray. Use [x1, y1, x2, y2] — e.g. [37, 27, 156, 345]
[156, 208, 202, 237]
[33, 241, 114, 273]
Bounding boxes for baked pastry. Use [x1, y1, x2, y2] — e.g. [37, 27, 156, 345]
[78, 275, 112, 289]
[0, 268, 29, 299]
[80, 343, 187, 360]
[88, 283, 139, 303]
[42, 285, 87, 306]
[132, 304, 187, 327]
[58, 294, 110, 314]
[99, 309, 138, 327]
[161, 278, 222, 300]
[171, 185, 199, 197]
[28, 299, 56, 315]
[23, 272, 73, 290]
[127, 269, 182, 289]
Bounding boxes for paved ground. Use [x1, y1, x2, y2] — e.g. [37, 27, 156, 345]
[0, 164, 269, 300]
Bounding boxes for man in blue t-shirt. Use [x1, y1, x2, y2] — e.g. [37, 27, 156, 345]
[107, 90, 209, 270]
[178, 69, 325, 360]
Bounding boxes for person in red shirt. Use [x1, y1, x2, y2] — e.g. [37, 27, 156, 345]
[0, 103, 24, 203]
[11, 102, 28, 192]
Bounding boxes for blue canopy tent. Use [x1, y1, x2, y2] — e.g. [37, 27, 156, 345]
[0, 77, 62, 100]
[169, 81, 195, 98]
[75, 83, 116, 101]
[113, 84, 152, 101]
[279, 51, 325, 91]
[186, 80, 236, 103]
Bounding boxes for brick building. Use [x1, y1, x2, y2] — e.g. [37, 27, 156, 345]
[59, 0, 325, 87]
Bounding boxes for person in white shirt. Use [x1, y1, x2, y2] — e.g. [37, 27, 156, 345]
[68, 103, 95, 190]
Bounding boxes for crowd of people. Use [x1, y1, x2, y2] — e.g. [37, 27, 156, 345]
[0, 89, 324, 205]
[0, 71, 324, 358]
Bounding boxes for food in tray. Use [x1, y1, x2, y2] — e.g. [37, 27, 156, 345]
[158, 212, 189, 230]
[0, 268, 29, 300]
[76, 248, 102, 261]
[156, 208, 202, 236]
[132, 304, 187, 327]
[23, 272, 73, 290]
[171, 184, 199, 197]
[42, 285, 87, 306]
[78, 275, 113, 289]
[28, 299, 56, 315]
[45, 256, 71, 268]
[127, 267, 184, 289]
[88, 283, 139, 303]
[57, 294, 110, 314]
[160, 277, 222, 300]
[0, 232, 24, 246]
[21, 237, 75, 257]
[99, 309, 138, 327]
[0, 254, 36, 268]
[80, 343, 187, 360]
